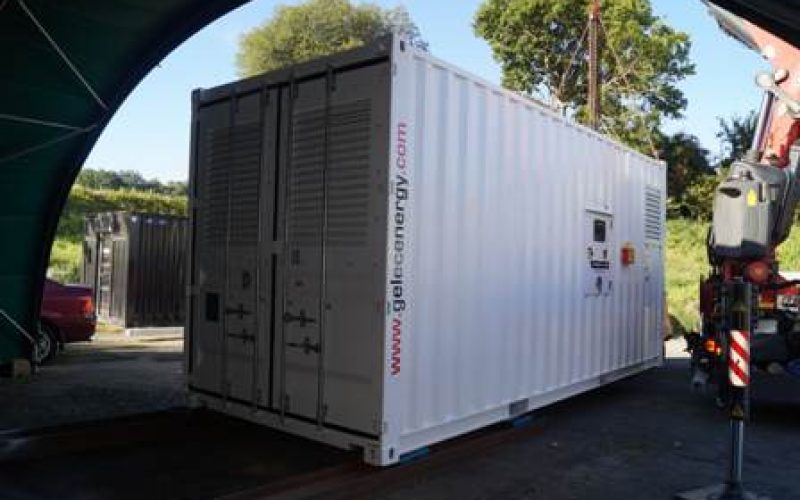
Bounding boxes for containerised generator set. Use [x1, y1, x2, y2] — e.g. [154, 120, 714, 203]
[185, 36, 665, 465]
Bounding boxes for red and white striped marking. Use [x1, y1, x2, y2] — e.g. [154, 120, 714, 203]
[729, 330, 750, 387]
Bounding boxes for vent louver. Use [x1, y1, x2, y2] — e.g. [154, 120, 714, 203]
[203, 123, 262, 247]
[288, 99, 372, 247]
[644, 187, 662, 241]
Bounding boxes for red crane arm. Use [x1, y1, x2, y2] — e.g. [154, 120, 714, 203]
[709, 3, 800, 167]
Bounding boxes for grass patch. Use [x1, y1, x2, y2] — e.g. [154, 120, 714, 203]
[665, 219, 708, 332]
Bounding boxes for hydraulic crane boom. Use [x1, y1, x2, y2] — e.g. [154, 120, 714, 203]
[708, 3, 800, 167]
[691, 3, 800, 402]
[678, 6, 800, 498]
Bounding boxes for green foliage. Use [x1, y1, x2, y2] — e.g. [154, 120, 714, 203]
[49, 239, 82, 283]
[474, 0, 694, 153]
[668, 172, 721, 220]
[777, 226, 800, 271]
[48, 185, 187, 283]
[657, 132, 712, 201]
[77, 168, 187, 196]
[54, 185, 187, 244]
[236, 0, 426, 77]
[716, 110, 757, 167]
[665, 218, 709, 331]
[663, 110, 758, 221]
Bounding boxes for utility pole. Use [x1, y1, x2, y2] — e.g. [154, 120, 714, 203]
[588, 0, 601, 130]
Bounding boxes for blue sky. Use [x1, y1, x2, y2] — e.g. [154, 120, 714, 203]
[84, 0, 766, 181]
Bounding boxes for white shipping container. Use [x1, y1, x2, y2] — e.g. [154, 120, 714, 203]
[186, 36, 666, 466]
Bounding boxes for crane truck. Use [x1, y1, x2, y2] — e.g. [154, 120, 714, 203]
[689, 2, 800, 404]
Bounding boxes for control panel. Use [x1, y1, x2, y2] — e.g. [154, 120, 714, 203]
[585, 210, 613, 297]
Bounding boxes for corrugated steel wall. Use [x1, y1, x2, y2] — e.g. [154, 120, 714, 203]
[128, 214, 189, 327]
[389, 44, 665, 441]
[83, 212, 188, 327]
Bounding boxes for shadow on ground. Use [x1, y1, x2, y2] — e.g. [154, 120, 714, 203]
[1, 337, 798, 499]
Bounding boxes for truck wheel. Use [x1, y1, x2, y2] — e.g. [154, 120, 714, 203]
[34, 323, 59, 365]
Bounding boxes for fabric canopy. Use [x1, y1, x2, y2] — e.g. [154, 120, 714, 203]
[0, 0, 247, 364]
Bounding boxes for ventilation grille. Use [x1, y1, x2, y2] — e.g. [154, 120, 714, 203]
[203, 123, 262, 247]
[644, 187, 662, 241]
[288, 99, 372, 247]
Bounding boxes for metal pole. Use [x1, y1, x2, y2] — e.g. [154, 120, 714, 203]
[676, 280, 763, 500]
[722, 280, 751, 498]
[588, 0, 601, 130]
[728, 420, 745, 492]
[747, 90, 775, 162]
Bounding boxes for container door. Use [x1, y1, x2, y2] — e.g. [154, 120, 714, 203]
[190, 89, 277, 407]
[279, 76, 329, 423]
[278, 63, 388, 434]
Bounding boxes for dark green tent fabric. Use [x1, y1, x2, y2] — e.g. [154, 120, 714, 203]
[0, 0, 247, 365]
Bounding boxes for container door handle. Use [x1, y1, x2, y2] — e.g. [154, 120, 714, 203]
[286, 336, 320, 354]
[224, 303, 252, 319]
[283, 310, 316, 327]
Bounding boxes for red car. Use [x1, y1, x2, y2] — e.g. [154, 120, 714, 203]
[36, 279, 96, 363]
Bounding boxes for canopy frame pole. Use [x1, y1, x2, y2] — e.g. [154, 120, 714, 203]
[0, 113, 85, 131]
[16, 0, 109, 111]
[0, 124, 97, 165]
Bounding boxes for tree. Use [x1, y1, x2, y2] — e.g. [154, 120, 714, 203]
[236, 0, 427, 77]
[76, 168, 187, 196]
[656, 132, 711, 204]
[676, 172, 722, 220]
[474, 0, 694, 154]
[716, 110, 757, 167]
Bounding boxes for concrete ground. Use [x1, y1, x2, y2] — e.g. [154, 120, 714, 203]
[1, 337, 799, 499]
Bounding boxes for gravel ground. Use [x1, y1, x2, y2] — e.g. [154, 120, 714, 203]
[0, 332, 185, 431]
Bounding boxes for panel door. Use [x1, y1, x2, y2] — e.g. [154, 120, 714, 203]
[190, 89, 277, 406]
[278, 62, 389, 434]
[279, 76, 328, 423]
